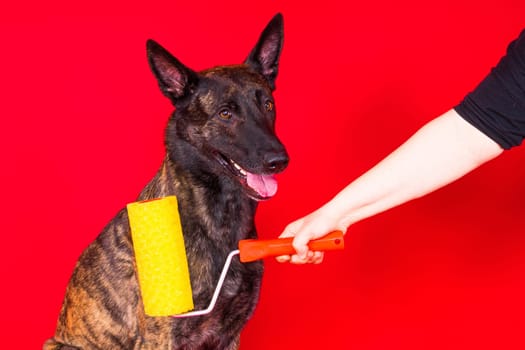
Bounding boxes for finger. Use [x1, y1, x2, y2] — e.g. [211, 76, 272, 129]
[275, 255, 291, 263]
[312, 251, 324, 264]
[289, 251, 325, 265]
[289, 250, 313, 264]
[289, 254, 308, 264]
[279, 220, 302, 239]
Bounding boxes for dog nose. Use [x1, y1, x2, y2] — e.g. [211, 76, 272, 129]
[264, 152, 289, 173]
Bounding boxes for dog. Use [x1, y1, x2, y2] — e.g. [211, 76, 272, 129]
[44, 13, 288, 350]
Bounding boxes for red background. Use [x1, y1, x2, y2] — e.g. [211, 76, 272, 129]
[2, 1, 525, 349]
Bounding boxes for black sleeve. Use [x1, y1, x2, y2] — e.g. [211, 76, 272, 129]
[454, 29, 525, 150]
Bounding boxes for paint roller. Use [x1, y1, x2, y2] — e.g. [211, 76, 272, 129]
[127, 196, 194, 316]
[127, 196, 344, 318]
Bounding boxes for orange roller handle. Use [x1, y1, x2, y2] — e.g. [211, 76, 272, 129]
[238, 231, 344, 263]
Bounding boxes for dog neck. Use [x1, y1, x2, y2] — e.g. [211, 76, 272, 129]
[138, 155, 258, 247]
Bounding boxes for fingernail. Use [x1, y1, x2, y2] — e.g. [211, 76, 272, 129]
[276, 255, 290, 263]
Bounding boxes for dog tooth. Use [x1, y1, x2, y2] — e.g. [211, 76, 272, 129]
[231, 159, 247, 176]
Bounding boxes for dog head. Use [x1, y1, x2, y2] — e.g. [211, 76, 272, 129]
[147, 14, 288, 201]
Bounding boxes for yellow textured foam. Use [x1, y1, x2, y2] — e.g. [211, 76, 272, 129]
[127, 196, 194, 316]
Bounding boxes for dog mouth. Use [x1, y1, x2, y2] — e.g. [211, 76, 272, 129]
[214, 153, 278, 201]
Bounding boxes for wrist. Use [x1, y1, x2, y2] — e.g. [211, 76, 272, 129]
[319, 196, 355, 233]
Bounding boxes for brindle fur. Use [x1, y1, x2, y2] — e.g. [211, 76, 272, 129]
[44, 14, 288, 350]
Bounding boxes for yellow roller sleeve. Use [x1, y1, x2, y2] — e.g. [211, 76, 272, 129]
[127, 196, 194, 316]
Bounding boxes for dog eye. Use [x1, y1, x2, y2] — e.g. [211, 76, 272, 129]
[218, 109, 232, 120]
[264, 100, 274, 112]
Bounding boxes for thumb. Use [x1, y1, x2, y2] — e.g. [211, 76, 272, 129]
[279, 219, 303, 239]
[276, 220, 304, 263]
[291, 232, 313, 260]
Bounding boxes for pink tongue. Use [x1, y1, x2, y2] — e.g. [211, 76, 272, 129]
[246, 173, 278, 198]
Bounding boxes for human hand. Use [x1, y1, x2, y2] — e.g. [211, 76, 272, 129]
[276, 206, 346, 264]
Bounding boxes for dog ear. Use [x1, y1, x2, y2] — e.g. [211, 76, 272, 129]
[245, 13, 284, 90]
[147, 39, 198, 103]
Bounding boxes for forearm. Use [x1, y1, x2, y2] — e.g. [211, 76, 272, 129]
[278, 109, 503, 263]
[325, 109, 503, 228]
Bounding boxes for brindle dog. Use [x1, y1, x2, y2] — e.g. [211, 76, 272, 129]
[44, 13, 288, 350]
